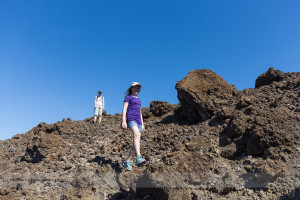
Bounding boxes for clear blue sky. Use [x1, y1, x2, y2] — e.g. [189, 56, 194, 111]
[1, 0, 299, 140]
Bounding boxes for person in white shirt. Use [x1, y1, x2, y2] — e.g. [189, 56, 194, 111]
[94, 90, 105, 124]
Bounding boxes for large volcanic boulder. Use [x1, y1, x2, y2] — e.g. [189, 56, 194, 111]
[175, 69, 237, 122]
[255, 67, 284, 88]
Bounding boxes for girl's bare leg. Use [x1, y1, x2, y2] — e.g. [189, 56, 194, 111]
[125, 126, 141, 162]
[125, 147, 135, 162]
[131, 126, 141, 156]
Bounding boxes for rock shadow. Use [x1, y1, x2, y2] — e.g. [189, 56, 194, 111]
[20, 145, 46, 163]
[109, 189, 133, 200]
[156, 114, 191, 126]
[90, 156, 121, 172]
[134, 174, 169, 200]
[157, 108, 227, 127]
[110, 173, 169, 200]
[218, 129, 254, 161]
[110, 188, 168, 200]
[208, 117, 228, 128]
[279, 188, 300, 200]
[155, 107, 198, 126]
[134, 188, 168, 200]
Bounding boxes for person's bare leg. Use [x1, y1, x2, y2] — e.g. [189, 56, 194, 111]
[98, 109, 103, 124]
[125, 126, 141, 161]
[131, 126, 141, 156]
[93, 116, 97, 123]
[125, 146, 135, 162]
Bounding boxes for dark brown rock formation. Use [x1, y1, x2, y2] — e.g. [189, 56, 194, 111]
[222, 69, 300, 158]
[150, 101, 174, 116]
[175, 69, 237, 123]
[255, 67, 284, 88]
[0, 68, 299, 200]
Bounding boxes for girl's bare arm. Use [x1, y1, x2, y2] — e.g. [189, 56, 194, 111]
[122, 102, 129, 129]
[140, 109, 145, 133]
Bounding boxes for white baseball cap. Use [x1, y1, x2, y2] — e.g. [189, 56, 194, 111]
[131, 82, 142, 87]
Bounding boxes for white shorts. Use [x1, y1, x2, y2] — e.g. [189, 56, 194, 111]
[94, 107, 103, 116]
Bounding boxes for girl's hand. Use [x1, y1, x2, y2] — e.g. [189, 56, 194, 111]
[142, 124, 145, 133]
[122, 122, 127, 130]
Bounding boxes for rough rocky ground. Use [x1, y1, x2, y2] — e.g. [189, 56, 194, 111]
[0, 68, 299, 200]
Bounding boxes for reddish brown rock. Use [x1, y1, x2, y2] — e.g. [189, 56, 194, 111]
[175, 69, 237, 122]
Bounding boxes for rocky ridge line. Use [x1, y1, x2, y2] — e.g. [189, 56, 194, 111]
[0, 67, 299, 200]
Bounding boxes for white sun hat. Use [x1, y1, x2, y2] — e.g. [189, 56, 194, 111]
[131, 82, 142, 87]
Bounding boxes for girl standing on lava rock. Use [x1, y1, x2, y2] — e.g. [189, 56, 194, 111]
[121, 82, 146, 170]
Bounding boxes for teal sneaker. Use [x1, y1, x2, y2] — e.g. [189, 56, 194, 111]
[135, 156, 146, 166]
[122, 161, 132, 171]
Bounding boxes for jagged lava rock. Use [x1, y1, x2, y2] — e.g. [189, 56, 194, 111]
[0, 68, 299, 200]
[222, 68, 300, 157]
[150, 101, 175, 116]
[175, 69, 237, 122]
[255, 67, 284, 88]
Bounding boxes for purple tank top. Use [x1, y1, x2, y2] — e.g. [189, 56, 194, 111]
[124, 95, 142, 125]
